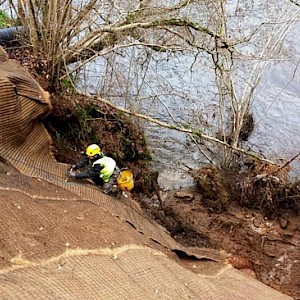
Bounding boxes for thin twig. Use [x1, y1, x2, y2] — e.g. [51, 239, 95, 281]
[269, 151, 300, 176]
[77, 91, 280, 166]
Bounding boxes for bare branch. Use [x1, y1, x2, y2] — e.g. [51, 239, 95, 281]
[65, 18, 225, 64]
[79, 92, 279, 166]
[289, 0, 300, 8]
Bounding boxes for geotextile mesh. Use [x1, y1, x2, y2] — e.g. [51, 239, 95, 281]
[0, 46, 292, 299]
[0, 53, 219, 257]
[0, 246, 292, 300]
[0, 60, 179, 251]
[0, 248, 225, 300]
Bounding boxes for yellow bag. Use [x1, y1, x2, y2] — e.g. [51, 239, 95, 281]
[117, 170, 134, 191]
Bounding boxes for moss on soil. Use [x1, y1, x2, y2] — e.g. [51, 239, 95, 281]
[6, 47, 158, 195]
[45, 91, 155, 194]
[0, 10, 12, 28]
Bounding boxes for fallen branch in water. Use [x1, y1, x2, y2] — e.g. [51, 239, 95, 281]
[79, 92, 280, 166]
[269, 151, 300, 176]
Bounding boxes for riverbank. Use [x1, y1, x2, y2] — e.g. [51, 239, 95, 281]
[6, 45, 300, 299]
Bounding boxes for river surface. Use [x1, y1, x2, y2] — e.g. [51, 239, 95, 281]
[148, 50, 300, 189]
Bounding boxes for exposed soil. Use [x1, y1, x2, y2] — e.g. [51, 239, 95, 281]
[137, 162, 300, 299]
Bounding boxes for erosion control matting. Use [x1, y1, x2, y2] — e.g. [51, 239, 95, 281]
[0, 45, 292, 299]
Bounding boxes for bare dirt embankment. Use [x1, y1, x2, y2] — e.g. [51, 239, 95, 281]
[139, 163, 300, 299]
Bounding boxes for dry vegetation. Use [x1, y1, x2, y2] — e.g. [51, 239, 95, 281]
[191, 159, 300, 217]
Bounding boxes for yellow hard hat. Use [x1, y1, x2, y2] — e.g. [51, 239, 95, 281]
[86, 144, 101, 157]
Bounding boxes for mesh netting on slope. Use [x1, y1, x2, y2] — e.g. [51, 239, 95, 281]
[0, 47, 292, 300]
[0, 48, 216, 258]
[0, 247, 291, 300]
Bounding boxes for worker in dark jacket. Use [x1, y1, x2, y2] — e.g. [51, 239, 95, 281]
[68, 144, 120, 194]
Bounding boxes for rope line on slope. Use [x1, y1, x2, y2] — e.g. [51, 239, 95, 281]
[0, 186, 80, 201]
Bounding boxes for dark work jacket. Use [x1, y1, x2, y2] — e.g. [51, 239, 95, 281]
[74, 154, 104, 185]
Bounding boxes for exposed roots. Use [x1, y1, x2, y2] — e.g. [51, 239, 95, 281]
[190, 165, 229, 213]
[190, 160, 300, 217]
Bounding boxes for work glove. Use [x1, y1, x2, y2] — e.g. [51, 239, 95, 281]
[69, 171, 77, 178]
[103, 188, 111, 195]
